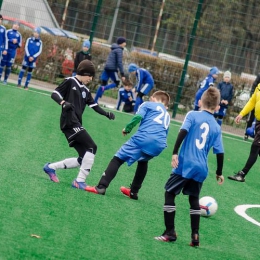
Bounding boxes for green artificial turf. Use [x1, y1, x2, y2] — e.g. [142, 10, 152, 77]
[0, 84, 260, 260]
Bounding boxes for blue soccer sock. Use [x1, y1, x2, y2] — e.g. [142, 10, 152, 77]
[4, 67, 11, 81]
[134, 96, 143, 112]
[18, 69, 25, 85]
[0, 66, 4, 79]
[104, 82, 116, 91]
[94, 86, 104, 103]
[25, 72, 32, 87]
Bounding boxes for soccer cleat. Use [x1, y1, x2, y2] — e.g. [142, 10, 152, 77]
[24, 87, 29, 90]
[228, 171, 245, 182]
[120, 186, 138, 200]
[43, 163, 59, 183]
[85, 186, 106, 195]
[154, 230, 177, 242]
[190, 233, 199, 247]
[2, 80, 7, 85]
[17, 84, 21, 88]
[71, 179, 87, 190]
[244, 135, 249, 140]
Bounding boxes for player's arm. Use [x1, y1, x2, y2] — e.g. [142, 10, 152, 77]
[171, 129, 188, 168]
[92, 105, 115, 120]
[122, 114, 143, 135]
[216, 153, 224, 184]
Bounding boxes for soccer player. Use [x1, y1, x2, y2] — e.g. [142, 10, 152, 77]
[128, 63, 154, 113]
[43, 60, 115, 190]
[116, 79, 135, 112]
[94, 37, 126, 103]
[72, 39, 91, 76]
[214, 70, 233, 126]
[228, 83, 260, 182]
[194, 67, 219, 111]
[0, 14, 7, 60]
[17, 27, 43, 90]
[155, 87, 224, 246]
[0, 20, 22, 84]
[86, 90, 171, 199]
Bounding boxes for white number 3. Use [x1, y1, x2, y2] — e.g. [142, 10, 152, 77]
[196, 122, 209, 149]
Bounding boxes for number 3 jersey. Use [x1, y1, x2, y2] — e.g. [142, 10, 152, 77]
[173, 110, 224, 182]
[132, 101, 170, 157]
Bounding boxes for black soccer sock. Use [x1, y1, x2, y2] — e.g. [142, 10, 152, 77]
[97, 156, 124, 189]
[130, 161, 148, 193]
[242, 144, 260, 175]
[164, 191, 176, 233]
[189, 195, 200, 234]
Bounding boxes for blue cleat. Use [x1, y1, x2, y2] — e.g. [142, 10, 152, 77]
[2, 80, 7, 85]
[71, 179, 87, 190]
[43, 163, 59, 183]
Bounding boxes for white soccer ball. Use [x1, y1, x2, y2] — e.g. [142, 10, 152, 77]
[199, 196, 218, 217]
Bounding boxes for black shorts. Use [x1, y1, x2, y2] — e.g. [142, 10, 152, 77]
[165, 173, 202, 197]
[62, 127, 97, 156]
[253, 120, 260, 146]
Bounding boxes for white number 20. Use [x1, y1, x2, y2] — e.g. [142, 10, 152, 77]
[153, 106, 170, 129]
[196, 122, 209, 149]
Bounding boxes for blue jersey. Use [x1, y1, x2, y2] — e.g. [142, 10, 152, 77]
[135, 68, 154, 93]
[23, 36, 43, 68]
[194, 74, 215, 107]
[6, 29, 22, 51]
[173, 110, 224, 182]
[0, 25, 7, 52]
[132, 101, 170, 156]
[116, 87, 135, 110]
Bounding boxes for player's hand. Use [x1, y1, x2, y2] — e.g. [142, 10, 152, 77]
[216, 175, 224, 185]
[29, 57, 34, 62]
[235, 115, 243, 124]
[121, 76, 126, 82]
[62, 101, 73, 112]
[171, 154, 179, 168]
[122, 128, 129, 136]
[2, 50, 7, 55]
[13, 39, 17, 44]
[106, 112, 115, 120]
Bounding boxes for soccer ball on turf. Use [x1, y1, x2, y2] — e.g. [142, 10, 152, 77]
[199, 196, 218, 217]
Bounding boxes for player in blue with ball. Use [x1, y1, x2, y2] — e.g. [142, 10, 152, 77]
[86, 90, 170, 199]
[155, 87, 224, 247]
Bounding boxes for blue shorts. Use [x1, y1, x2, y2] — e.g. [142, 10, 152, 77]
[1, 49, 16, 67]
[115, 138, 153, 166]
[101, 70, 120, 84]
[22, 56, 36, 68]
[137, 83, 153, 95]
[165, 173, 202, 197]
[214, 106, 227, 117]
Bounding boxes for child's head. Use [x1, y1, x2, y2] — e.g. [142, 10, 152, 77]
[33, 27, 41, 38]
[12, 20, 20, 30]
[200, 87, 220, 111]
[122, 79, 133, 91]
[223, 70, 231, 82]
[117, 37, 126, 47]
[76, 60, 95, 84]
[128, 63, 139, 74]
[82, 39, 90, 53]
[209, 66, 219, 79]
[151, 91, 170, 107]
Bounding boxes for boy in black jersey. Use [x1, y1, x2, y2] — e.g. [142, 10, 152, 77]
[43, 60, 115, 190]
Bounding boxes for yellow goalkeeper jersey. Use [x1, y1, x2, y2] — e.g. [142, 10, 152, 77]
[240, 83, 260, 120]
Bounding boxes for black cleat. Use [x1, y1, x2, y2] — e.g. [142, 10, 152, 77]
[154, 230, 177, 242]
[190, 233, 199, 247]
[228, 171, 245, 182]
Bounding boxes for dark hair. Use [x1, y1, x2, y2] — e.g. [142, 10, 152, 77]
[122, 79, 133, 87]
[76, 60, 95, 77]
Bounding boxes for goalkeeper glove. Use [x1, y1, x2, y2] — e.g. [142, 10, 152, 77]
[106, 112, 115, 120]
[62, 101, 73, 112]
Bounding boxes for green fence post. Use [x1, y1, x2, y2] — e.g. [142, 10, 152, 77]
[0, 0, 3, 10]
[172, 0, 204, 118]
[89, 0, 103, 52]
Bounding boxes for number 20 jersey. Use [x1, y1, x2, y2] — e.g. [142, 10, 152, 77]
[173, 110, 224, 182]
